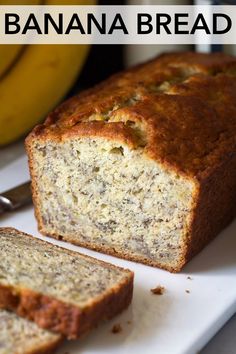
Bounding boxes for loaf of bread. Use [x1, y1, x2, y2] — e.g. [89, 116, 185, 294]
[0, 228, 133, 339]
[26, 52, 236, 272]
[0, 309, 61, 354]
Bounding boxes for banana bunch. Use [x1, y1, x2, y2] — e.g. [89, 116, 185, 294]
[0, 0, 95, 146]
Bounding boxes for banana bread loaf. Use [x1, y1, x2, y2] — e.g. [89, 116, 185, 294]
[0, 309, 61, 354]
[26, 52, 236, 272]
[0, 228, 133, 339]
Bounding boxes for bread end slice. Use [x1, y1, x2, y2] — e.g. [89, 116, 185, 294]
[0, 227, 134, 339]
[0, 309, 62, 354]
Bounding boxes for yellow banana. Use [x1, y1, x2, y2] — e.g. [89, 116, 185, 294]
[0, 0, 96, 146]
[0, 44, 22, 78]
[0, 0, 42, 78]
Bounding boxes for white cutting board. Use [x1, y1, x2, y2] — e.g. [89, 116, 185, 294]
[0, 151, 236, 354]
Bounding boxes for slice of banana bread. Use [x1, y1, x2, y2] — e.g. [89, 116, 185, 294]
[0, 309, 61, 354]
[26, 52, 236, 272]
[0, 228, 133, 339]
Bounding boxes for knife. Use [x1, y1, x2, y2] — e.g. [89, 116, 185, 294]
[0, 181, 32, 215]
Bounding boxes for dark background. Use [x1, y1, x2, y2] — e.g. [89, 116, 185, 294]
[70, 0, 236, 94]
[71, 0, 125, 94]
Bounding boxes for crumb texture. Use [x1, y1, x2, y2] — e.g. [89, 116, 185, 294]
[111, 324, 122, 334]
[0, 228, 131, 307]
[0, 309, 60, 354]
[31, 139, 195, 270]
[150, 286, 165, 295]
[26, 52, 236, 271]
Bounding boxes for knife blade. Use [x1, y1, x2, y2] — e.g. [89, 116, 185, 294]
[0, 181, 32, 215]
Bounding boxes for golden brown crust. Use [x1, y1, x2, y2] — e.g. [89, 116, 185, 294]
[184, 151, 236, 263]
[0, 279, 133, 340]
[26, 51, 236, 178]
[37, 229, 183, 273]
[25, 52, 236, 272]
[0, 228, 134, 339]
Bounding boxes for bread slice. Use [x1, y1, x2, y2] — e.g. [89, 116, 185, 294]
[0, 228, 133, 339]
[0, 309, 61, 354]
[26, 52, 236, 272]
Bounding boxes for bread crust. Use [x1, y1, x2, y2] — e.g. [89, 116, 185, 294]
[0, 228, 134, 339]
[25, 51, 236, 272]
[26, 51, 236, 178]
[184, 151, 236, 263]
[38, 229, 184, 273]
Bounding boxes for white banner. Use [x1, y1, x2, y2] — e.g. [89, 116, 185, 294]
[0, 5, 236, 44]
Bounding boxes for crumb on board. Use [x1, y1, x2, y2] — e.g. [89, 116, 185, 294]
[150, 285, 165, 295]
[187, 276, 193, 280]
[127, 320, 132, 325]
[185, 289, 190, 294]
[111, 324, 122, 334]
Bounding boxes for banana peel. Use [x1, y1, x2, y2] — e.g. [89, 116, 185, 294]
[0, 0, 42, 78]
[0, 0, 96, 146]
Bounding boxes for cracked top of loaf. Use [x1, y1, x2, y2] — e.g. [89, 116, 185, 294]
[28, 52, 236, 178]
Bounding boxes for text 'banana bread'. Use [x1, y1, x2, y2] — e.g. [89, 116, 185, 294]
[26, 52, 236, 272]
[0, 228, 133, 339]
[0, 309, 61, 354]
